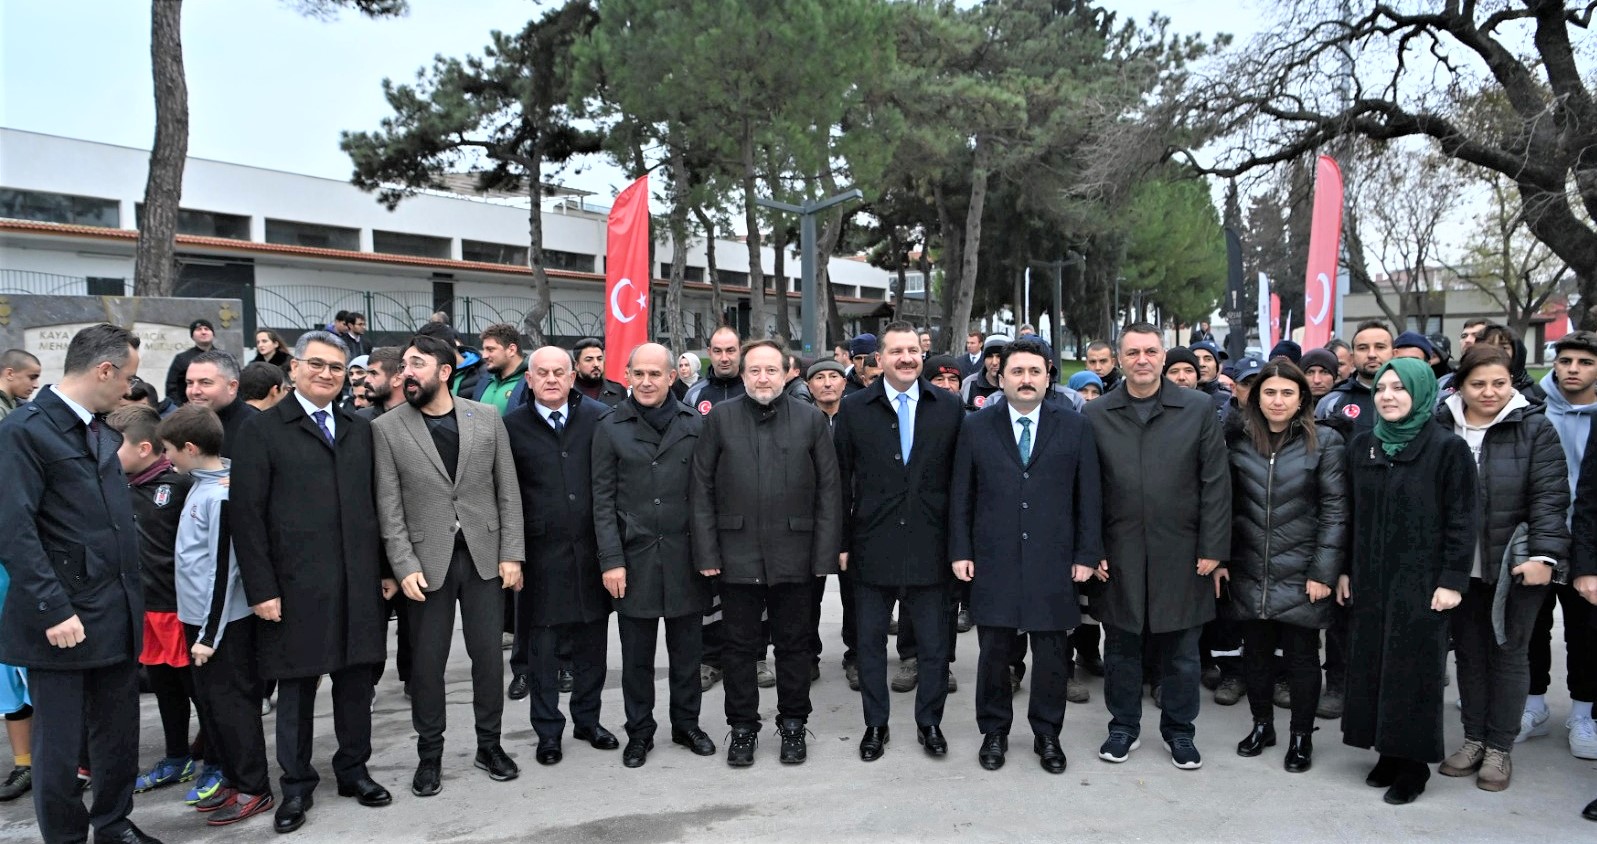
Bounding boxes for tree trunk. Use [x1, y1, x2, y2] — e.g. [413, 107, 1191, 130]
[521, 150, 551, 346]
[947, 143, 992, 355]
[694, 207, 724, 327]
[134, 0, 188, 298]
[814, 172, 847, 350]
[765, 150, 793, 344]
[740, 124, 767, 338]
[933, 184, 961, 344]
[665, 146, 690, 354]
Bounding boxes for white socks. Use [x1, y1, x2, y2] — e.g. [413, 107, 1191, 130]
[1572, 700, 1594, 721]
[1526, 694, 1548, 714]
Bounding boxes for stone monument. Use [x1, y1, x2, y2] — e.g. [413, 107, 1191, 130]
[0, 294, 247, 400]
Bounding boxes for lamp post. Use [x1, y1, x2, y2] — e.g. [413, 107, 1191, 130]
[1028, 251, 1085, 359]
[756, 188, 864, 356]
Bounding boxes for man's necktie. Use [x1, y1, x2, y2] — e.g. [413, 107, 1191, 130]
[1018, 416, 1033, 465]
[550, 410, 565, 434]
[312, 410, 334, 446]
[896, 393, 914, 464]
[87, 416, 102, 460]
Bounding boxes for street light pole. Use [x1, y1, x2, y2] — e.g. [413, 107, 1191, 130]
[756, 188, 864, 357]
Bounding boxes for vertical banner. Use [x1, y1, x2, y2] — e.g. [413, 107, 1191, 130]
[1257, 272, 1271, 356]
[1223, 227, 1247, 361]
[1302, 155, 1344, 349]
[604, 175, 650, 385]
[1270, 294, 1282, 349]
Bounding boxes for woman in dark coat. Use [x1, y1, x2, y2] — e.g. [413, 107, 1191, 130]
[1433, 344, 1568, 792]
[253, 329, 294, 375]
[1340, 357, 1478, 805]
[1225, 361, 1346, 773]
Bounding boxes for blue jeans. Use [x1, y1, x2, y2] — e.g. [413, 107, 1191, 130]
[1104, 624, 1202, 740]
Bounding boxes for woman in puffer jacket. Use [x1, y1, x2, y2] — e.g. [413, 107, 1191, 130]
[1433, 343, 1569, 792]
[1225, 360, 1347, 773]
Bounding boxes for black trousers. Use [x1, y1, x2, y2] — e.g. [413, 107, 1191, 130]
[145, 663, 196, 760]
[275, 663, 374, 798]
[838, 571, 858, 665]
[1455, 579, 1546, 751]
[618, 613, 702, 739]
[408, 543, 504, 758]
[1323, 601, 1350, 687]
[373, 594, 411, 687]
[1105, 624, 1202, 740]
[808, 575, 829, 667]
[857, 583, 950, 728]
[1070, 623, 1101, 664]
[976, 626, 1068, 737]
[30, 659, 139, 844]
[1241, 620, 1320, 734]
[528, 618, 608, 741]
[702, 581, 723, 670]
[722, 582, 813, 728]
[185, 619, 270, 796]
[1529, 582, 1597, 701]
[894, 587, 961, 665]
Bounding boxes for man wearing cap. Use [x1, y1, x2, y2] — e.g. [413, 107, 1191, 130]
[1392, 331, 1452, 381]
[1300, 348, 1341, 401]
[1189, 341, 1232, 415]
[925, 355, 964, 394]
[165, 319, 216, 406]
[346, 354, 371, 409]
[1268, 340, 1302, 365]
[1164, 348, 1202, 391]
[844, 334, 878, 397]
[961, 336, 1010, 413]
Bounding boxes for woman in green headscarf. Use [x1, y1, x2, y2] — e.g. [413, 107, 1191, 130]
[1339, 357, 1479, 805]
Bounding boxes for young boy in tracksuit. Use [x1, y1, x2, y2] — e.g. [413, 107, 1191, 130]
[108, 405, 208, 799]
[158, 405, 273, 826]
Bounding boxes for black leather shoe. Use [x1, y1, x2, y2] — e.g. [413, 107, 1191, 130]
[1583, 797, 1597, 822]
[1237, 721, 1276, 757]
[536, 737, 563, 765]
[574, 724, 620, 750]
[1284, 732, 1313, 773]
[671, 728, 716, 756]
[96, 823, 164, 844]
[474, 745, 519, 781]
[978, 733, 1007, 771]
[507, 674, 530, 701]
[336, 776, 392, 807]
[1366, 755, 1401, 788]
[918, 724, 948, 756]
[1035, 734, 1067, 774]
[558, 667, 575, 693]
[623, 737, 653, 768]
[410, 760, 441, 798]
[859, 726, 889, 762]
[274, 793, 313, 832]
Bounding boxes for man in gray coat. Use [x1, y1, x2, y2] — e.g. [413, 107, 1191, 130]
[372, 334, 525, 798]
[691, 339, 841, 768]
[1084, 322, 1231, 771]
[592, 343, 717, 768]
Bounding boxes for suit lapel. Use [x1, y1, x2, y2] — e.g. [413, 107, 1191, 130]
[453, 403, 481, 492]
[400, 405, 452, 483]
[988, 402, 1026, 469]
[1029, 402, 1059, 466]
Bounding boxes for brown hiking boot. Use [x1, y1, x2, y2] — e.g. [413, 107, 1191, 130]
[1439, 738, 1485, 777]
[1476, 747, 1511, 792]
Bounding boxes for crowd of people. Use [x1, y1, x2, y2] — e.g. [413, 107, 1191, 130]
[1, 312, 1596, 842]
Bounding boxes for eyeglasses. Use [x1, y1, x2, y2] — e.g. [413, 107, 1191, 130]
[297, 358, 347, 376]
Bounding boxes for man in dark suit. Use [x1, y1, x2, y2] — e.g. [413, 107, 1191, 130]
[1084, 322, 1231, 771]
[0, 324, 159, 844]
[503, 346, 618, 765]
[949, 338, 1104, 775]
[835, 321, 963, 762]
[373, 334, 525, 796]
[691, 340, 841, 767]
[592, 343, 718, 767]
[958, 331, 985, 380]
[232, 330, 395, 834]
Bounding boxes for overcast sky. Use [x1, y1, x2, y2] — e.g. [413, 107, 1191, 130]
[1, 0, 1266, 203]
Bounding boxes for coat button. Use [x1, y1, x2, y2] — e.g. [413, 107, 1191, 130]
[568, 493, 576, 501]
[898, 518, 906, 526]
[1021, 502, 1029, 509]
[561, 452, 569, 458]
[895, 454, 902, 462]
[38, 602, 47, 611]
[651, 461, 658, 467]
[1021, 532, 1029, 540]
[654, 499, 662, 506]
[1022, 472, 1029, 479]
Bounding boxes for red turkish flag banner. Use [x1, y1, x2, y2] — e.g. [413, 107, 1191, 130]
[1301, 155, 1344, 350]
[603, 175, 650, 384]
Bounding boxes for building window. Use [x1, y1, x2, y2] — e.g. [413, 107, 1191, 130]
[136, 205, 250, 240]
[717, 269, 749, 288]
[542, 249, 595, 273]
[462, 239, 528, 266]
[373, 229, 450, 259]
[658, 263, 707, 282]
[0, 187, 120, 228]
[86, 277, 126, 296]
[265, 218, 359, 251]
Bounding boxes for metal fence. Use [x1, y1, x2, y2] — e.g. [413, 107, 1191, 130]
[0, 270, 90, 296]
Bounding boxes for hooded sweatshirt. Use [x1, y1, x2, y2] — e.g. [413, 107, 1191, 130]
[175, 462, 251, 650]
[1539, 369, 1597, 515]
[1445, 390, 1534, 578]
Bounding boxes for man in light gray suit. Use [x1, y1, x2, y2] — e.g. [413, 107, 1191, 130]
[372, 334, 525, 799]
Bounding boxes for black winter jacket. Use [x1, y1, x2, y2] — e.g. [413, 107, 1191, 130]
[1224, 419, 1348, 629]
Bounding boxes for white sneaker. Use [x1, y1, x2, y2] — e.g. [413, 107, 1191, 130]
[1515, 707, 1550, 743]
[1568, 715, 1597, 760]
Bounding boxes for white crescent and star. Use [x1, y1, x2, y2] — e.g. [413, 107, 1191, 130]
[1309, 272, 1332, 325]
[610, 278, 648, 324]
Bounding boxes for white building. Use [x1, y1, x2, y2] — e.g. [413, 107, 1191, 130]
[0, 128, 893, 349]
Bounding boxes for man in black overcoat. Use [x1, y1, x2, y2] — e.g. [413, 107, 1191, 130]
[949, 338, 1104, 774]
[1083, 323, 1231, 771]
[835, 322, 963, 762]
[0, 324, 156, 844]
[232, 330, 395, 834]
[503, 346, 618, 765]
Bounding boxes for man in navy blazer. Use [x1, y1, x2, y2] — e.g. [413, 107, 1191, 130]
[835, 322, 963, 762]
[950, 338, 1103, 775]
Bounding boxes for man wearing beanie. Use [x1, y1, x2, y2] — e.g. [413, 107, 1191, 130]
[1268, 340, 1302, 364]
[1164, 348, 1202, 391]
[1299, 348, 1341, 401]
[961, 336, 1009, 413]
[925, 355, 964, 393]
[845, 334, 878, 397]
[1188, 341, 1232, 415]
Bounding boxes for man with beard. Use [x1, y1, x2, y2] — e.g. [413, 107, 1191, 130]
[372, 334, 525, 797]
[1085, 342, 1123, 394]
[571, 338, 626, 408]
[962, 336, 1011, 413]
[592, 344, 718, 767]
[357, 348, 404, 421]
[185, 350, 258, 458]
[413, 322, 484, 399]
[503, 347, 618, 766]
[1189, 341, 1233, 415]
[836, 323, 962, 762]
[691, 340, 840, 767]
[1316, 320, 1392, 437]
[682, 326, 746, 690]
[340, 312, 371, 360]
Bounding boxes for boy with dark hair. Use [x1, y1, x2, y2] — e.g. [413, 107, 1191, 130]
[108, 406, 207, 799]
[158, 406, 274, 826]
